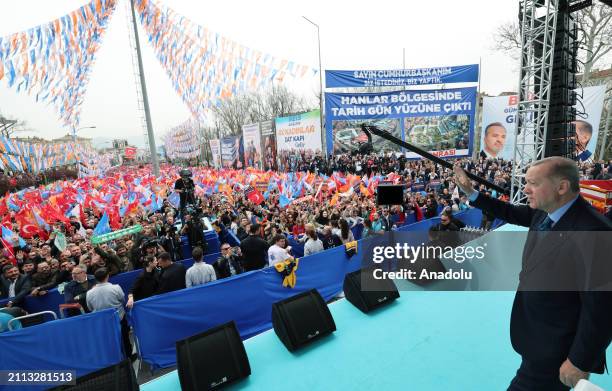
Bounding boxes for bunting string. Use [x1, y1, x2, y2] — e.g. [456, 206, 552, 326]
[0, 0, 118, 130]
[162, 118, 202, 160]
[135, 0, 317, 119]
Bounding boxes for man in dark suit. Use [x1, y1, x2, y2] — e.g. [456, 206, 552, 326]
[0, 265, 32, 308]
[454, 157, 612, 390]
[156, 252, 186, 295]
[240, 224, 269, 271]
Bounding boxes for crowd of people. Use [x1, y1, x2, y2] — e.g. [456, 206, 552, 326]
[0, 153, 610, 336]
[0, 166, 78, 194]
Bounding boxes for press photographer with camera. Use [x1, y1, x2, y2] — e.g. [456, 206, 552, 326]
[174, 169, 196, 212]
[180, 209, 207, 254]
[160, 222, 182, 262]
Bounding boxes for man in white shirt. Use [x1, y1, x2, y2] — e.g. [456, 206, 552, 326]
[185, 246, 216, 287]
[86, 268, 134, 361]
[268, 234, 292, 267]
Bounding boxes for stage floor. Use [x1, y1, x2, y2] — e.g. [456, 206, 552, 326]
[141, 291, 612, 390]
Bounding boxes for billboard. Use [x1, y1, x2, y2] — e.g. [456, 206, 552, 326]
[209, 139, 221, 168]
[575, 85, 606, 162]
[480, 85, 606, 161]
[480, 95, 518, 160]
[220, 136, 243, 169]
[325, 87, 477, 158]
[260, 120, 277, 171]
[242, 123, 262, 168]
[325, 64, 479, 88]
[275, 110, 322, 154]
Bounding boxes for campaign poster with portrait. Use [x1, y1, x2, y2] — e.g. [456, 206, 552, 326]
[480, 86, 606, 161]
[480, 95, 518, 160]
[242, 123, 262, 168]
[574, 85, 606, 162]
[260, 120, 277, 171]
[209, 139, 221, 168]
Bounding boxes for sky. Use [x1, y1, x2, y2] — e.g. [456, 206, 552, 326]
[0, 0, 520, 147]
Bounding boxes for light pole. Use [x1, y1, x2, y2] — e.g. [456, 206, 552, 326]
[302, 16, 325, 155]
[73, 126, 96, 143]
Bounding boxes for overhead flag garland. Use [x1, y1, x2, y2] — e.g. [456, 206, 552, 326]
[135, 0, 317, 119]
[0, 0, 118, 130]
[0, 136, 109, 174]
[162, 118, 202, 160]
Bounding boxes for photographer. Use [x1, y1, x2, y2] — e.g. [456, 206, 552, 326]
[136, 239, 165, 271]
[174, 169, 196, 212]
[160, 224, 182, 262]
[180, 209, 207, 253]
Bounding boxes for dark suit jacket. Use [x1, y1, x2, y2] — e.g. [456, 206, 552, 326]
[213, 255, 245, 279]
[472, 194, 612, 373]
[156, 263, 186, 295]
[0, 275, 32, 307]
[240, 235, 270, 271]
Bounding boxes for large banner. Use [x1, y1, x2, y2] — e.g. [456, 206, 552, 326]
[209, 139, 221, 168]
[480, 95, 519, 160]
[260, 120, 277, 171]
[575, 85, 606, 162]
[325, 64, 479, 88]
[325, 87, 477, 158]
[480, 85, 606, 161]
[242, 123, 262, 168]
[275, 110, 322, 154]
[220, 136, 243, 169]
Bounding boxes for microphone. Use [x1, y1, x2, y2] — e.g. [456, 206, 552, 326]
[360, 124, 508, 195]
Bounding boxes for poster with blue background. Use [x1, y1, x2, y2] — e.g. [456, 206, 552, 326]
[325, 64, 478, 88]
[325, 87, 477, 158]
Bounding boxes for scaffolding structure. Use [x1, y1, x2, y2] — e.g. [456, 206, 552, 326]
[511, 0, 559, 204]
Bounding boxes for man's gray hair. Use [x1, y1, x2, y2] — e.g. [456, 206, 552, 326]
[72, 265, 86, 274]
[531, 157, 580, 193]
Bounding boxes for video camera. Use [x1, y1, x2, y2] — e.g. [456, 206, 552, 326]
[141, 237, 161, 250]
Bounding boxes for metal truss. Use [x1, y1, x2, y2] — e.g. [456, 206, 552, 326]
[511, 0, 559, 204]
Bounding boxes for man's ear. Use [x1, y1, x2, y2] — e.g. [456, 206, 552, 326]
[558, 178, 571, 196]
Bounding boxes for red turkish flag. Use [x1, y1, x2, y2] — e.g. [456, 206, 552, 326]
[20, 224, 40, 239]
[247, 189, 264, 205]
[125, 147, 137, 159]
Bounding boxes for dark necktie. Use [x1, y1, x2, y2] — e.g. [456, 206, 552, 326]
[537, 216, 554, 231]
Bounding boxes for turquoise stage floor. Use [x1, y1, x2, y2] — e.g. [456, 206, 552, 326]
[141, 291, 612, 391]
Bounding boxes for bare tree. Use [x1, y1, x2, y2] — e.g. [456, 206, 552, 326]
[574, 4, 612, 84]
[491, 22, 522, 57]
[0, 113, 30, 138]
[210, 84, 311, 135]
[492, 4, 612, 80]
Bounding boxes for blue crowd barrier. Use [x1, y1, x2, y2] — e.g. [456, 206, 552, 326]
[0, 308, 123, 391]
[130, 243, 363, 369]
[0, 252, 221, 317]
[0, 208, 499, 376]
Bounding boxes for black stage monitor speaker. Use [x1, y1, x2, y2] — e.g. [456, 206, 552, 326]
[176, 321, 251, 391]
[272, 289, 336, 352]
[376, 184, 404, 205]
[343, 269, 400, 313]
[49, 359, 138, 391]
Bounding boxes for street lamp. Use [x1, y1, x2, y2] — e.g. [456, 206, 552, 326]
[302, 16, 325, 155]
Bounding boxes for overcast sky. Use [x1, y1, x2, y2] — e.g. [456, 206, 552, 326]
[0, 0, 520, 146]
